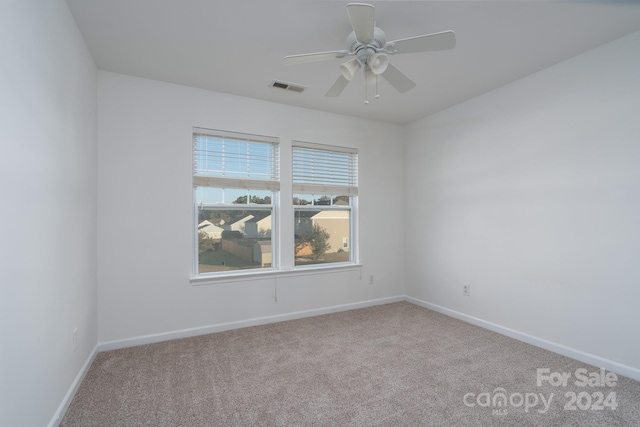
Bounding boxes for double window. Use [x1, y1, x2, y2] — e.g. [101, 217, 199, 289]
[192, 128, 357, 278]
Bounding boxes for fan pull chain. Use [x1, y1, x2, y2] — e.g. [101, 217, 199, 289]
[364, 78, 369, 105]
[375, 75, 380, 99]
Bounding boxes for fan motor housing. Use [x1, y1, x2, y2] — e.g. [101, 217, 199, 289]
[347, 27, 386, 53]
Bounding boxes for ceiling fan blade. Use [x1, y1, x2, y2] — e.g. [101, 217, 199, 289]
[326, 75, 350, 97]
[347, 3, 375, 44]
[386, 31, 456, 55]
[284, 50, 348, 65]
[381, 63, 416, 93]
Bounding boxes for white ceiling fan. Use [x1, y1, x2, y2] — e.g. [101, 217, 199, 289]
[284, 3, 456, 101]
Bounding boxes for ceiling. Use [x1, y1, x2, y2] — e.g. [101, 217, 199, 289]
[66, 0, 640, 125]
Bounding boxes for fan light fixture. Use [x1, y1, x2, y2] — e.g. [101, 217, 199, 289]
[369, 53, 389, 75]
[340, 58, 360, 81]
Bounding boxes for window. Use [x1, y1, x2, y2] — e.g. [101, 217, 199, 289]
[292, 142, 358, 267]
[192, 130, 359, 279]
[193, 128, 279, 275]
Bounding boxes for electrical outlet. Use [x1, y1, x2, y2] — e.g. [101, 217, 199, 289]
[369, 275, 374, 285]
[463, 285, 470, 296]
[72, 327, 78, 351]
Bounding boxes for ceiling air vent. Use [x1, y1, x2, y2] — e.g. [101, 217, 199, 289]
[270, 80, 306, 93]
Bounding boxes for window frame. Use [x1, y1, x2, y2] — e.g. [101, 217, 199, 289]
[193, 197, 279, 278]
[192, 128, 280, 278]
[292, 141, 359, 269]
[190, 131, 360, 282]
[293, 198, 357, 269]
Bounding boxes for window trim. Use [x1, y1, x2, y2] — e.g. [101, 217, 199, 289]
[192, 128, 280, 278]
[191, 132, 359, 282]
[291, 141, 359, 269]
[190, 262, 363, 284]
[192, 197, 279, 278]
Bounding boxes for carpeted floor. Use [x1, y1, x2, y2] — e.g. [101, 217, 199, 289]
[61, 302, 640, 426]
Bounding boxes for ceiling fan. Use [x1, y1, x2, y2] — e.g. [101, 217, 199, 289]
[284, 3, 456, 102]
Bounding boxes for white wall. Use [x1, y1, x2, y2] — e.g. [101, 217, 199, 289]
[404, 32, 640, 373]
[0, 1, 98, 426]
[97, 72, 404, 344]
[6, 4, 635, 422]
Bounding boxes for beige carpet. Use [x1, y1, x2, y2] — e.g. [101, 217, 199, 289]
[61, 302, 640, 426]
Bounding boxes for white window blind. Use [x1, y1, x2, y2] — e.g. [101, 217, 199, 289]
[193, 128, 279, 191]
[292, 141, 358, 196]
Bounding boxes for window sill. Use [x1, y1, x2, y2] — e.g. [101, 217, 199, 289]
[190, 263, 363, 286]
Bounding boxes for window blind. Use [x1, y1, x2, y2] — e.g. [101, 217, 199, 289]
[193, 128, 279, 191]
[292, 141, 358, 196]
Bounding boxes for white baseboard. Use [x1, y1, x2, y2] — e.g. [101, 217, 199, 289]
[98, 296, 405, 352]
[405, 296, 640, 382]
[48, 344, 98, 427]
